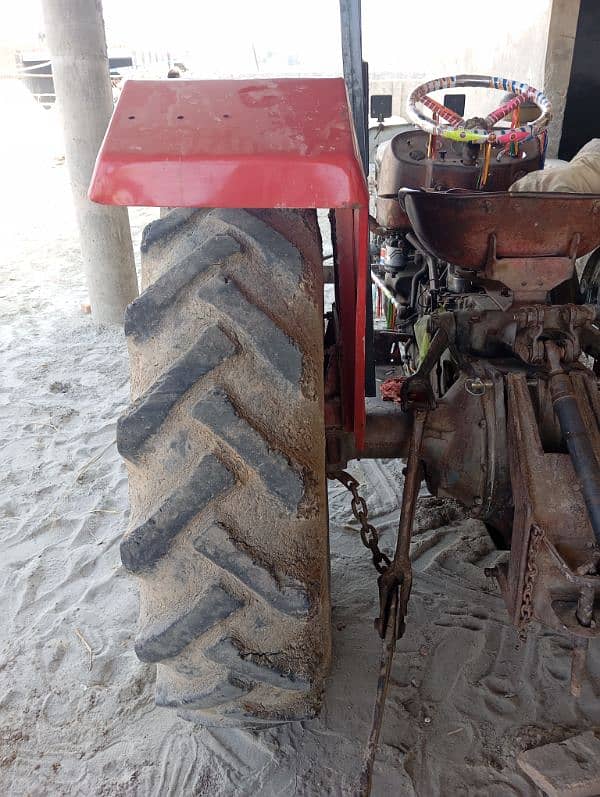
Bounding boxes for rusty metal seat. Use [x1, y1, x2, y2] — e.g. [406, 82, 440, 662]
[400, 189, 600, 269]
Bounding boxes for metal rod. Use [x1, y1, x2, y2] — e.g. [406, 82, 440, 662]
[546, 342, 600, 545]
[391, 410, 427, 624]
[338, 0, 368, 173]
[359, 409, 427, 796]
[550, 381, 600, 545]
[358, 592, 398, 797]
[374, 409, 427, 638]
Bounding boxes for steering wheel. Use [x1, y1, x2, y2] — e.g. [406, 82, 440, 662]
[406, 74, 551, 146]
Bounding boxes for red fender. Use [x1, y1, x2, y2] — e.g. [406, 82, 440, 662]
[89, 78, 369, 448]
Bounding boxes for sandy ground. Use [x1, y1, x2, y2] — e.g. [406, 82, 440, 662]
[1, 82, 600, 796]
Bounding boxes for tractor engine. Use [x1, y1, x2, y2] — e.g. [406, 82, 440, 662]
[372, 121, 545, 317]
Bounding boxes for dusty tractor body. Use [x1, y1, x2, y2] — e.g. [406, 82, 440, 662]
[90, 74, 600, 745]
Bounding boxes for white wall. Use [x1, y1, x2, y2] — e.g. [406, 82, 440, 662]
[366, 0, 554, 122]
[363, 0, 553, 86]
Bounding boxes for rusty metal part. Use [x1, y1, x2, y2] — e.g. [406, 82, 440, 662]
[377, 410, 427, 637]
[358, 591, 398, 797]
[375, 195, 412, 231]
[327, 397, 413, 471]
[374, 129, 543, 230]
[543, 541, 600, 637]
[337, 411, 426, 794]
[359, 398, 412, 460]
[398, 327, 450, 412]
[445, 304, 597, 365]
[357, 410, 427, 796]
[481, 232, 579, 303]
[517, 525, 545, 638]
[334, 462, 401, 797]
[546, 342, 600, 546]
[421, 367, 512, 533]
[336, 470, 390, 574]
[402, 191, 600, 268]
[331, 293, 600, 703]
[511, 305, 595, 364]
[495, 372, 600, 641]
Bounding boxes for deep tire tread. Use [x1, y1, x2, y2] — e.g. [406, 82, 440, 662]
[119, 208, 329, 726]
[120, 454, 234, 573]
[124, 234, 241, 341]
[118, 325, 236, 461]
[191, 388, 303, 511]
[193, 522, 309, 617]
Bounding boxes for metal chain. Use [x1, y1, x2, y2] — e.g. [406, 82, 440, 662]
[518, 524, 544, 640]
[336, 471, 391, 574]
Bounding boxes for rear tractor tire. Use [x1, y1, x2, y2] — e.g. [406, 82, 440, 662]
[118, 208, 331, 727]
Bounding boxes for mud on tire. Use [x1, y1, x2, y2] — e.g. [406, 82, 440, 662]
[118, 209, 331, 727]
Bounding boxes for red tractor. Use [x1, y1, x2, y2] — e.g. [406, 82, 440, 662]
[89, 66, 600, 758]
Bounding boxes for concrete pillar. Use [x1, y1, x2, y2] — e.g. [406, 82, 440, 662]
[41, 0, 138, 324]
[544, 0, 581, 158]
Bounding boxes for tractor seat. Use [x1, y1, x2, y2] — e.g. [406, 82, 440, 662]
[400, 189, 600, 269]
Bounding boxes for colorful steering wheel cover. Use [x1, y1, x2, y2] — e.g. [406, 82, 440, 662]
[407, 75, 552, 145]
